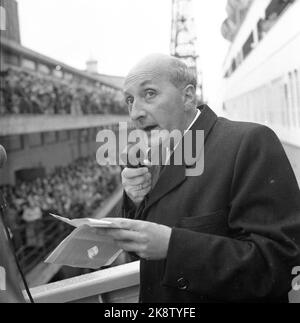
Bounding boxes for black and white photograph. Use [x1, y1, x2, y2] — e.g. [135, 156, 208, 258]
[0, 0, 300, 307]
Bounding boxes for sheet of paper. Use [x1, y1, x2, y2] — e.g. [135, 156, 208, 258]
[50, 213, 122, 228]
[45, 226, 123, 269]
[45, 214, 124, 269]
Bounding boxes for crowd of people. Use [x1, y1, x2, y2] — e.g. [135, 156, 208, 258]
[0, 67, 127, 116]
[0, 156, 121, 250]
[0, 65, 126, 271]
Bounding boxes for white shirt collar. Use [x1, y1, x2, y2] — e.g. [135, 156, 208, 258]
[184, 109, 201, 134]
[165, 109, 201, 163]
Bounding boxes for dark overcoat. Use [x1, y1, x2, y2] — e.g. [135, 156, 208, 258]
[122, 105, 300, 303]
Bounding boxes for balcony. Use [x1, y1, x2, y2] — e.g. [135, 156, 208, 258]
[0, 114, 130, 136]
[27, 260, 300, 303]
[27, 261, 140, 303]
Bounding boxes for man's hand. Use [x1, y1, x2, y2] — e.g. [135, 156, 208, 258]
[122, 167, 152, 206]
[97, 218, 172, 260]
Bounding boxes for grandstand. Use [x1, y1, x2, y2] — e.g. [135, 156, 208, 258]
[0, 0, 129, 286]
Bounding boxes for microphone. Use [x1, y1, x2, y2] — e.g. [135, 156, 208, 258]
[120, 141, 169, 169]
[0, 145, 7, 169]
[120, 144, 151, 169]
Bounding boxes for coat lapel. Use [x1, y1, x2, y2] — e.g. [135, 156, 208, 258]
[143, 105, 218, 213]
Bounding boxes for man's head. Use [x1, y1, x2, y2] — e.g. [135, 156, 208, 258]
[124, 54, 198, 144]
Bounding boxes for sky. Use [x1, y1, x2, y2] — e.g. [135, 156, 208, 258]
[17, 0, 229, 111]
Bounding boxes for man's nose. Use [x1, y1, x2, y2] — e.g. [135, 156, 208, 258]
[130, 100, 146, 122]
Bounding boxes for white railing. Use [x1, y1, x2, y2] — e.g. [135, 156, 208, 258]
[26, 260, 300, 303]
[0, 115, 130, 136]
[27, 261, 140, 303]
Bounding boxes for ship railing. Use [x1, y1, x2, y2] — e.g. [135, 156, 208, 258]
[27, 260, 300, 303]
[27, 261, 140, 303]
[11, 217, 72, 275]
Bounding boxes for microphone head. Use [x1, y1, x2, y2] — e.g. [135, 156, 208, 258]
[120, 144, 147, 168]
[0, 145, 7, 169]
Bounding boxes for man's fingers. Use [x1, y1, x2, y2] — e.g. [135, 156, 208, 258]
[127, 187, 151, 202]
[121, 168, 152, 205]
[115, 241, 144, 254]
[129, 180, 152, 192]
[92, 227, 109, 234]
[105, 228, 145, 242]
[104, 218, 146, 231]
[125, 174, 151, 187]
[122, 167, 149, 179]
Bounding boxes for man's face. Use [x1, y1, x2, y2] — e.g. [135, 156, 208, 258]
[124, 72, 185, 147]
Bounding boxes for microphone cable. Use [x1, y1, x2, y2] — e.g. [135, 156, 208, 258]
[0, 144, 34, 302]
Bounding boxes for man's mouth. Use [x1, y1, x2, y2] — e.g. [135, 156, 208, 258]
[143, 125, 159, 132]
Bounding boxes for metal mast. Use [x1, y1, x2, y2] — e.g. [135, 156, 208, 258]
[170, 0, 203, 102]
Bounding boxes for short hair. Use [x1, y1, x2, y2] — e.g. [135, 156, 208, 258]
[168, 58, 198, 89]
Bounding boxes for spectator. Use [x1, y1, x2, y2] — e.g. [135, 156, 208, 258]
[0, 67, 127, 116]
[0, 157, 121, 249]
[22, 200, 43, 248]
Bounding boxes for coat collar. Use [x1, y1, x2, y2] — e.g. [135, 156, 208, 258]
[143, 105, 218, 213]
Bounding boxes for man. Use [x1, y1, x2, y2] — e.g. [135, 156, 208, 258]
[101, 54, 300, 302]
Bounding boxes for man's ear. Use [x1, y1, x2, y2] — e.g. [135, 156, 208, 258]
[183, 84, 197, 111]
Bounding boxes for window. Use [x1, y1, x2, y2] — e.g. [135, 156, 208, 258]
[38, 64, 50, 75]
[284, 83, 291, 129]
[22, 58, 36, 70]
[64, 73, 73, 81]
[28, 133, 42, 147]
[3, 50, 19, 66]
[231, 59, 237, 74]
[288, 72, 298, 127]
[70, 130, 79, 140]
[53, 69, 63, 78]
[236, 51, 243, 67]
[57, 130, 69, 142]
[43, 132, 56, 144]
[89, 128, 97, 141]
[257, 19, 264, 41]
[0, 135, 23, 152]
[80, 129, 89, 142]
[242, 32, 254, 59]
[295, 69, 300, 128]
[265, 0, 294, 20]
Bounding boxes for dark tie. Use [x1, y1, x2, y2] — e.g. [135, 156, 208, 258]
[150, 165, 162, 190]
[134, 165, 161, 220]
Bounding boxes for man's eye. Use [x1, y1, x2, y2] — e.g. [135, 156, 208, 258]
[145, 90, 156, 99]
[126, 96, 134, 105]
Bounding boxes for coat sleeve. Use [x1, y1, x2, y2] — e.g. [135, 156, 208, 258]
[162, 125, 300, 301]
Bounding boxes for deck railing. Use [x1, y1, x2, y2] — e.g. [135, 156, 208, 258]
[27, 261, 140, 303]
[26, 260, 300, 303]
